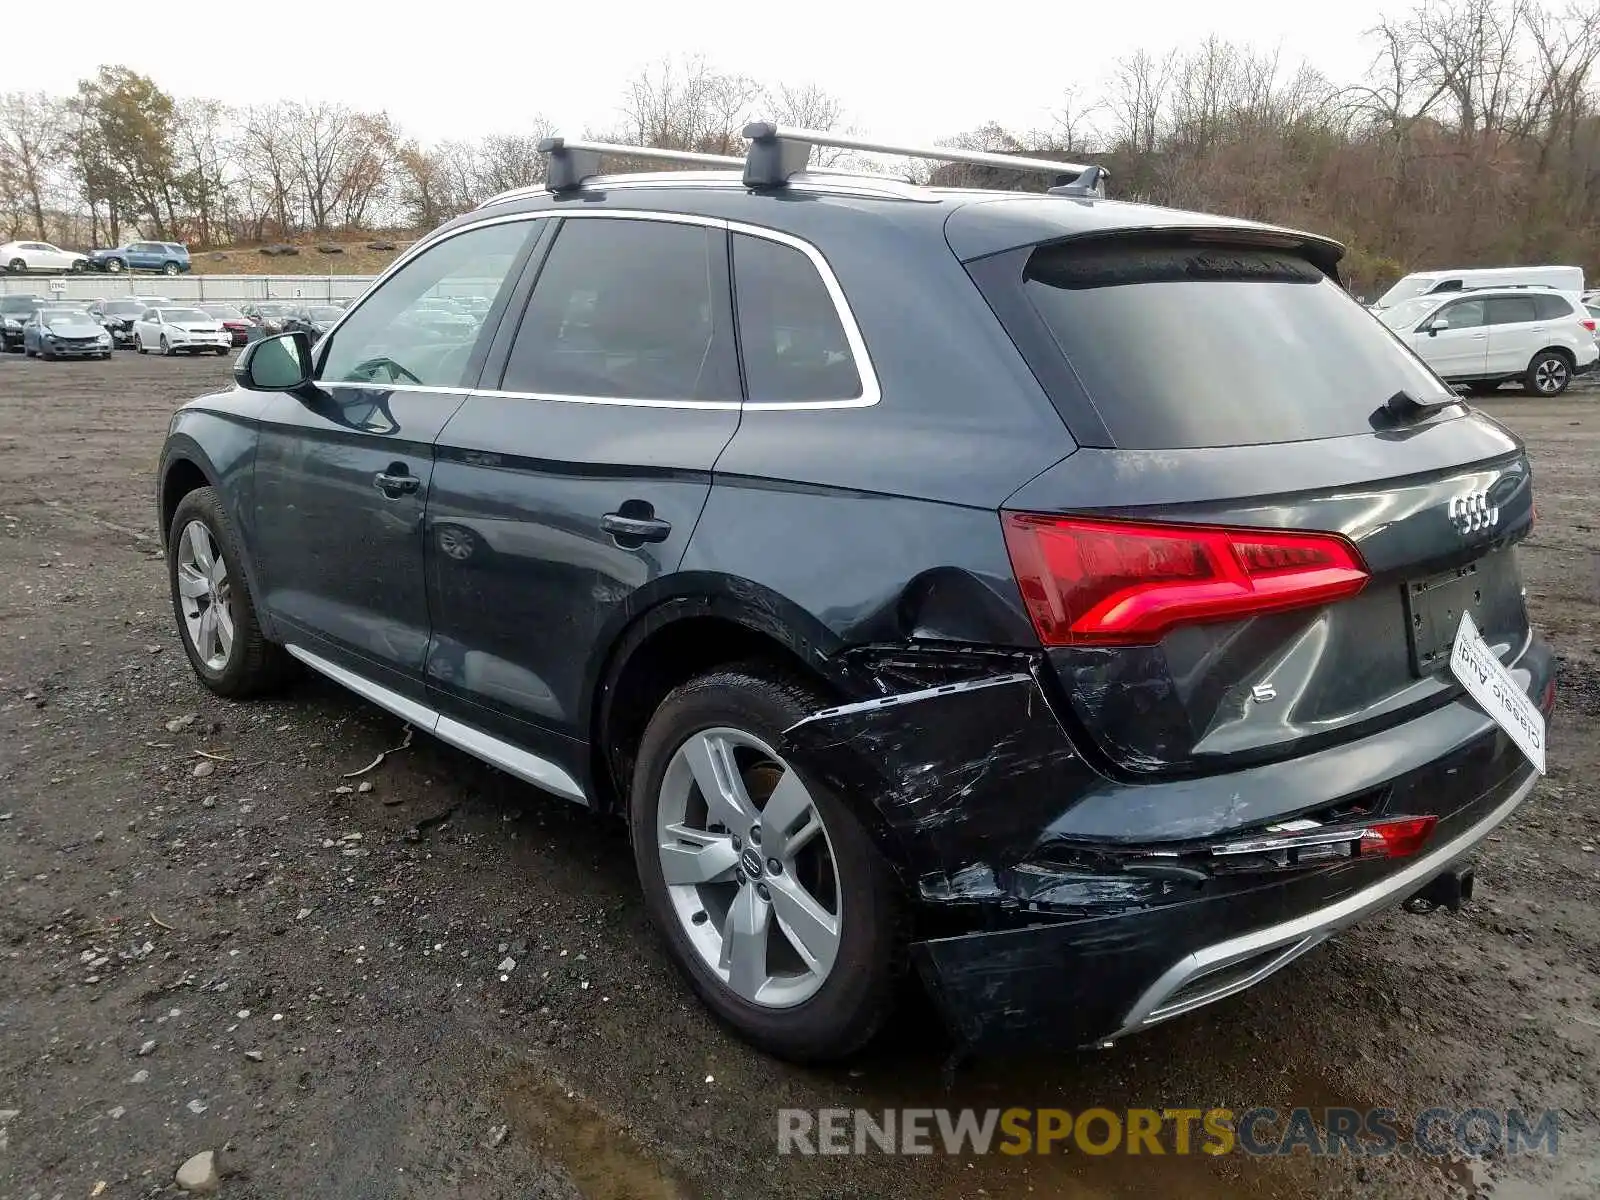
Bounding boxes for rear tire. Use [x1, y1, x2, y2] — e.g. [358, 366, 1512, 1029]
[1525, 350, 1572, 396]
[167, 486, 295, 698]
[629, 666, 902, 1063]
[163, 261, 181, 276]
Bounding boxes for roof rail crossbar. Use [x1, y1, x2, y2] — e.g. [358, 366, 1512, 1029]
[741, 122, 1107, 194]
[537, 138, 745, 193]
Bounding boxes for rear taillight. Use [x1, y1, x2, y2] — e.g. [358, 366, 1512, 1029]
[1358, 815, 1437, 859]
[1582, 318, 1596, 332]
[1001, 513, 1369, 646]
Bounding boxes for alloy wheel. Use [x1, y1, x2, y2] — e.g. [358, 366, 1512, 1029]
[1535, 357, 1568, 394]
[175, 520, 234, 671]
[656, 727, 842, 1008]
[106, 258, 123, 273]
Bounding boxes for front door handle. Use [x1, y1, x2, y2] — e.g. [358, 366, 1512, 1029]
[601, 512, 672, 543]
[373, 470, 420, 497]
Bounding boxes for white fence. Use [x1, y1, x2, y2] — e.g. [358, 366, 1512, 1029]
[0, 274, 379, 303]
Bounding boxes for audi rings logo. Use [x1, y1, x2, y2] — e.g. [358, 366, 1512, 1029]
[1448, 490, 1499, 536]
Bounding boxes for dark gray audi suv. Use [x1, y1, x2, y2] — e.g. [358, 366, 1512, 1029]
[155, 127, 1555, 1062]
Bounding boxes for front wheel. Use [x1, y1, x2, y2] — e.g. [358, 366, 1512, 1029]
[70, 260, 86, 273]
[168, 487, 294, 697]
[630, 668, 901, 1062]
[105, 258, 124, 273]
[1525, 351, 1572, 396]
[134, 334, 146, 354]
[160, 335, 173, 357]
[7, 258, 25, 274]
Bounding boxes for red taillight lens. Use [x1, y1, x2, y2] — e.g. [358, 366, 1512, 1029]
[1582, 318, 1596, 332]
[1358, 815, 1437, 859]
[1001, 513, 1369, 645]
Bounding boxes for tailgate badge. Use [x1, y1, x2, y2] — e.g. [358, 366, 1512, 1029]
[1447, 490, 1498, 535]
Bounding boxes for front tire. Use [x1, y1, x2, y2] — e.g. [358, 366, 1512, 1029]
[135, 334, 146, 354]
[1525, 351, 1573, 396]
[167, 487, 294, 698]
[105, 257, 125, 273]
[6, 258, 25, 274]
[160, 335, 173, 357]
[629, 667, 901, 1062]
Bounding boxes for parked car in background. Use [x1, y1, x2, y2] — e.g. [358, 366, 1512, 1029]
[21, 305, 112, 359]
[89, 297, 165, 347]
[86, 241, 191, 276]
[1, 240, 89, 274]
[154, 130, 1555, 1062]
[1379, 287, 1598, 394]
[199, 304, 254, 347]
[281, 305, 344, 340]
[242, 303, 291, 335]
[1371, 265, 1584, 311]
[133, 306, 231, 356]
[0, 293, 43, 351]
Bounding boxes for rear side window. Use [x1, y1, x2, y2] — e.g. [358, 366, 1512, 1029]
[1532, 293, 1573, 319]
[1011, 239, 1448, 449]
[503, 218, 738, 402]
[732, 234, 861, 403]
[1487, 296, 1538, 325]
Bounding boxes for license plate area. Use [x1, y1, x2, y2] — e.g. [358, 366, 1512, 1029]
[1405, 562, 1485, 675]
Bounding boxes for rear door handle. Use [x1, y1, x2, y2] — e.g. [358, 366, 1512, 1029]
[601, 512, 672, 543]
[373, 470, 420, 497]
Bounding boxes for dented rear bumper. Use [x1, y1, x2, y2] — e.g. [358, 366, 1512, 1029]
[778, 637, 1555, 1052]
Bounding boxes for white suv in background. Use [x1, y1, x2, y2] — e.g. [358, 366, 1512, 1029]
[1380, 288, 1598, 396]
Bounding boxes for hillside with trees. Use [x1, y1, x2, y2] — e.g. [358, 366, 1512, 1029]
[2, 0, 1597, 291]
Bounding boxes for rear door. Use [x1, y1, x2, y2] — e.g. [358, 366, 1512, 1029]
[249, 218, 542, 701]
[969, 234, 1535, 779]
[1483, 295, 1542, 375]
[1415, 296, 1489, 379]
[423, 213, 741, 773]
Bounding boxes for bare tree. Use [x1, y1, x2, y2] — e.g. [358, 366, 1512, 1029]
[0, 92, 65, 239]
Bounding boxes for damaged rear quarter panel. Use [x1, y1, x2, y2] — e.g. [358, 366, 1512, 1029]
[778, 669, 1101, 899]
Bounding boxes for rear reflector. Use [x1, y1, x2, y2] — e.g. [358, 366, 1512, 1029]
[1001, 513, 1369, 645]
[1358, 815, 1437, 859]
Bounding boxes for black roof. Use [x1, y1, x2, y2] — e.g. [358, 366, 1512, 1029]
[436, 173, 1345, 268]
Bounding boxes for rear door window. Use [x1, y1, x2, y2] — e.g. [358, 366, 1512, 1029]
[1486, 296, 1538, 325]
[1009, 239, 1450, 449]
[732, 233, 862, 403]
[501, 217, 738, 402]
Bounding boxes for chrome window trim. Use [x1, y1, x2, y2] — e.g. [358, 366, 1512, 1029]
[314, 209, 880, 413]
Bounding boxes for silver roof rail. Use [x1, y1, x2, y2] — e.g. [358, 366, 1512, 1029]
[741, 122, 1109, 197]
[538, 138, 746, 193]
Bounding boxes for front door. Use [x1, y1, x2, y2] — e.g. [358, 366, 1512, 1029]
[250, 218, 543, 700]
[423, 214, 743, 779]
[1413, 297, 1488, 379]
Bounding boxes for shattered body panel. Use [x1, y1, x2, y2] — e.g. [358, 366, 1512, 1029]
[779, 639, 1556, 1052]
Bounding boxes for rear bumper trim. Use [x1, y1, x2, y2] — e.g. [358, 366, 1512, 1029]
[1111, 766, 1538, 1037]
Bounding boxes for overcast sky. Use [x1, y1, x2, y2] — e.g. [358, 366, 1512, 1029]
[17, 0, 1400, 144]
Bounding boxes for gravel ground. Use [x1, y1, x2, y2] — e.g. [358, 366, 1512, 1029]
[1, 353, 1597, 1199]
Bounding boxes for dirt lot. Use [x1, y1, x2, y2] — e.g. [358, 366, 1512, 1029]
[1, 353, 1597, 1200]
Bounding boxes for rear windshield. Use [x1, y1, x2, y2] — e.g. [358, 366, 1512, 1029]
[1019, 240, 1448, 449]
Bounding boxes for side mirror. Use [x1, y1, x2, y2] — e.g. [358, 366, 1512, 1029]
[234, 330, 313, 391]
[1423, 317, 1448, 336]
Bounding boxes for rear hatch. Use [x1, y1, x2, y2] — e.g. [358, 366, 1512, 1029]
[966, 230, 1535, 779]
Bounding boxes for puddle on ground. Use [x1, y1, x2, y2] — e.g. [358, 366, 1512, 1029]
[501, 1070, 693, 1200]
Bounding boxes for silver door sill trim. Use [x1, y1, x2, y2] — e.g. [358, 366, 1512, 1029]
[1111, 768, 1540, 1039]
[284, 643, 586, 804]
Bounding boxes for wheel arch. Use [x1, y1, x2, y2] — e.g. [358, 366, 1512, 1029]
[585, 580, 859, 816]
